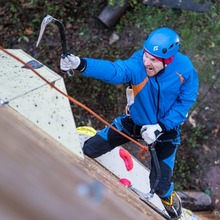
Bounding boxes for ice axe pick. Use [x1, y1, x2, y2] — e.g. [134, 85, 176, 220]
[36, 15, 73, 77]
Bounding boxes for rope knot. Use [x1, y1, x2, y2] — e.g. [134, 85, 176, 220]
[138, 145, 150, 160]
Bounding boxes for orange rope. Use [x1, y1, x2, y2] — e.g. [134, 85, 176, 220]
[0, 46, 149, 158]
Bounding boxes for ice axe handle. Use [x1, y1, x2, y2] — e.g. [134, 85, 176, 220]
[53, 18, 74, 77]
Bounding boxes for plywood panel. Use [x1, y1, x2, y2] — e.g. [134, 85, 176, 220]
[0, 106, 162, 220]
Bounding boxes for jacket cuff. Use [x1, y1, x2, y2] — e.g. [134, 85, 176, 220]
[76, 58, 87, 72]
[158, 122, 166, 132]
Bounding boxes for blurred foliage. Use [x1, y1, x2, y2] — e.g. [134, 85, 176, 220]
[1, 0, 220, 191]
[108, 0, 138, 6]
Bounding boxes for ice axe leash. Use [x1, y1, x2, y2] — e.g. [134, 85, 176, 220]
[147, 142, 161, 199]
[36, 15, 74, 77]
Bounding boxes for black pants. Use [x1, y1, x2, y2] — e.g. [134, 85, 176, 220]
[83, 115, 179, 198]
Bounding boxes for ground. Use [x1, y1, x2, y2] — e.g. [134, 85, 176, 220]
[1, 0, 220, 212]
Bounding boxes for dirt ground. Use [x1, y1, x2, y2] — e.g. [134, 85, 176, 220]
[193, 82, 220, 212]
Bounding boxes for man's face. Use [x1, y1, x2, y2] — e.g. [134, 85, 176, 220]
[143, 51, 164, 76]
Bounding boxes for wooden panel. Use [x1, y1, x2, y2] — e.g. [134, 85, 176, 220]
[0, 106, 162, 220]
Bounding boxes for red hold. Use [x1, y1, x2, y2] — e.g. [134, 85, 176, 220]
[119, 148, 134, 171]
[119, 178, 131, 187]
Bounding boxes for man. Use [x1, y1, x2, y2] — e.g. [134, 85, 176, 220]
[60, 27, 199, 219]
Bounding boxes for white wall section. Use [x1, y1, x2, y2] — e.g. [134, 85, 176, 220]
[0, 49, 83, 158]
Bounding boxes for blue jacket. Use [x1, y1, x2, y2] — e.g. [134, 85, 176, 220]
[82, 49, 199, 131]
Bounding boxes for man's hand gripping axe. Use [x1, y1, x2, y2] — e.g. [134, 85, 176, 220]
[36, 15, 73, 77]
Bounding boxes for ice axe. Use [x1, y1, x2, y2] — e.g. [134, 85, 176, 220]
[36, 15, 73, 77]
[148, 142, 161, 197]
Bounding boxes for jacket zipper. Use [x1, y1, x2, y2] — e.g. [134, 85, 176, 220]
[155, 76, 160, 121]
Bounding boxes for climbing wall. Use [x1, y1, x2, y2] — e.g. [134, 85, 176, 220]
[0, 49, 83, 158]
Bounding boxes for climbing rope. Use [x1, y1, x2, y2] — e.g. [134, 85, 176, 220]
[0, 46, 149, 159]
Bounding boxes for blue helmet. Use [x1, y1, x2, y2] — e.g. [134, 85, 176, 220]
[144, 27, 180, 59]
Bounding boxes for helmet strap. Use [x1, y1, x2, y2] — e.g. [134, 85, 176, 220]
[155, 59, 166, 76]
[156, 68, 165, 76]
[162, 58, 165, 68]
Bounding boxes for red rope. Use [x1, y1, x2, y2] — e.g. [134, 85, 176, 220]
[0, 46, 149, 158]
